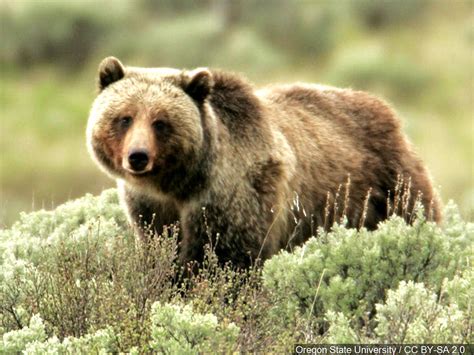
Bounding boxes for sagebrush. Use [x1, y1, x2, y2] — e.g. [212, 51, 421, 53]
[1, 190, 472, 352]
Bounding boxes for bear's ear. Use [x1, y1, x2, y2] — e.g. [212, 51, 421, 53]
[184, 68, 214, 102]
[98, 57, 125, 91]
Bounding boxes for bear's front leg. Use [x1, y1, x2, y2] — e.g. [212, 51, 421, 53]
[178, 203, 276, 270]
[118, 182, 180, 239]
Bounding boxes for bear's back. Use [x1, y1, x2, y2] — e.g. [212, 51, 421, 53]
[258, 84, 401, 143]
[256, 83, 440, 227]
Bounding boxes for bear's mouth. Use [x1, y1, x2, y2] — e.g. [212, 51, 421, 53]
[122, 155, 158, 177]
[125, 166, 160, 178]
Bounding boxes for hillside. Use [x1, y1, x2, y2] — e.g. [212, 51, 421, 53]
[1, 190, 472, 352]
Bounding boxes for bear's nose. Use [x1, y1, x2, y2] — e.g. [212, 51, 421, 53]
[128, 150, 149, 172]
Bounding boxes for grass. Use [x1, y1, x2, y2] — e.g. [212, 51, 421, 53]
[0, 0, 472, 226]
[0, 69, 112, 226]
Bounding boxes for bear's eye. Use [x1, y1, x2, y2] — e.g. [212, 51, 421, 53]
[118, 116, 132, 129]
[153, 120, 171, 135]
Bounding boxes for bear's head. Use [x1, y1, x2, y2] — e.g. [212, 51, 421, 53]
[87, 57, 214, 198]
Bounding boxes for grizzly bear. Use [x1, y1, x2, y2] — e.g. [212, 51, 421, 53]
[87, 57, 441, 269]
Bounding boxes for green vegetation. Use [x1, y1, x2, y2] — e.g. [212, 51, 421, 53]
[149, 302, 239, 354]
[0, 0, 472, 226]
[0, 1, 472, 349]
[1, 190, 472, 352]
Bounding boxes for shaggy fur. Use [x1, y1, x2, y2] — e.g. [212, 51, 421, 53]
[87, 57, 441, 269]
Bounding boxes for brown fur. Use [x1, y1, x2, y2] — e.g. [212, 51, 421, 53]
[87, 57, 441, 269]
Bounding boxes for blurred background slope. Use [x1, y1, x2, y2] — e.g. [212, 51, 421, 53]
[0, 0, 472, 226]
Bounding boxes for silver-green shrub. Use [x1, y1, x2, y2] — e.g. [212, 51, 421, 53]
[23, 327, 118, 355]
[325, 278, 471, 343]
[150, 302, 239, 354]
[1, 190, 472, 350]
[2, 313, 118, 354]
[0, 189, 131, 335]
[262, 203, 473, 338]
[0, 189, 179, 352]
[375, 280, 467, 342]
[1, 314, 46, 353]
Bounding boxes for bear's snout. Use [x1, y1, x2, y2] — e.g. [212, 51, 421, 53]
[127, 149, 150, 173]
